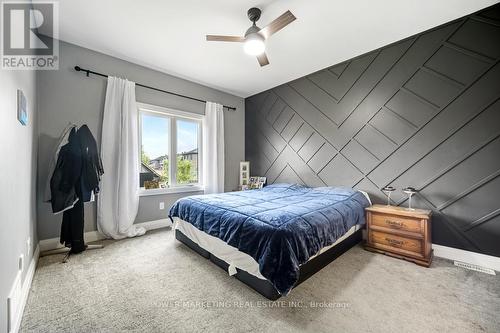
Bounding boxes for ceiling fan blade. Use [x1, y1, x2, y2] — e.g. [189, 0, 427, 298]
[257, 53, 270, 67]
[206, 35, 245, 42]
[259, 10, 296, 39]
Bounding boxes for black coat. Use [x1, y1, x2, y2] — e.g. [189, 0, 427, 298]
[50, 128, 81, 214]
[77, 125, 104, 202]
[50, 126, 104, 213]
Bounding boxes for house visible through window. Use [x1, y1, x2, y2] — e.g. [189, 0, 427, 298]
[139, 104, 202, 192]
[177, 119, 199, 185]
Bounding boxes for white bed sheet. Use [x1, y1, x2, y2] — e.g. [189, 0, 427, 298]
[174, 218, 361, 280]
[174, 190, 371, 281]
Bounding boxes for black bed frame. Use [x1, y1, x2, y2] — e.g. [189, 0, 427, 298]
[175, 228, 363, 300]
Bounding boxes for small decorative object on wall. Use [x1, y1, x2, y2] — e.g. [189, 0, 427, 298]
[402, 186, 418, 210]
[249, 176, 266, 189]
[17, 89, 28, 125]
[381, 186, 396, 206]
[240, 161, 250, 188]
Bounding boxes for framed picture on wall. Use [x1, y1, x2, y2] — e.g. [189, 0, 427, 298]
[17, 89, 28, 125]
[239, 161, 250, 187]
[249, 176, 266, 189]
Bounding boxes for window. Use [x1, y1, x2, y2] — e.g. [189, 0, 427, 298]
[138, 103, 202, 194]
[176, 119, 199, 185]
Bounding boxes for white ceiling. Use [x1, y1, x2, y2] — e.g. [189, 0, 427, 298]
[47, 0, 498, 97]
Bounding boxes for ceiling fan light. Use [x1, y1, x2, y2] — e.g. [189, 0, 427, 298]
[244, 33, 265, 56]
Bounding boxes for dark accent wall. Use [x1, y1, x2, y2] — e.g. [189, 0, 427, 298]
[245, 4, 500, 257]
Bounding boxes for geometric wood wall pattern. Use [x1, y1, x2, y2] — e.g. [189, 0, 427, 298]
[245, 4, 500, 256]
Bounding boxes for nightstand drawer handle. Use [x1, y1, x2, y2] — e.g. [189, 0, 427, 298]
[385, 237, 404, 246]
[385, 219, 403, 228]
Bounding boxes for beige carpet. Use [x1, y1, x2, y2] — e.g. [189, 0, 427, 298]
[21, 228, 500, 333]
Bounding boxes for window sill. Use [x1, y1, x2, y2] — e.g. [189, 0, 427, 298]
[139, 185, 204, 197]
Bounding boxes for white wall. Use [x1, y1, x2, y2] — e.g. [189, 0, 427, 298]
[0, 70, 38, 332]
[37, 40, 245, 240]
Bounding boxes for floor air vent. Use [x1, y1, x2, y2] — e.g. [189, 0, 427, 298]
[454, 261, 496, 275]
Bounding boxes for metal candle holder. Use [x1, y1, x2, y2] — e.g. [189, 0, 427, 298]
[381, 186, 396, 206]
[402, 187, 418, 210]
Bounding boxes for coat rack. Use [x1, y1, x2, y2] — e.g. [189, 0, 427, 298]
[40, 243, 104, 263]
[42, 123, 105, 263]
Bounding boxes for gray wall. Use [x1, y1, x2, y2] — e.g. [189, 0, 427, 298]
[0, 67, 38, 331]
[37, 40, 245, 240]
[245, 4, 500, 257]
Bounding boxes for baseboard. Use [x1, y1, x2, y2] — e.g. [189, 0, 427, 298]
[8, 244, 39, 333]
[35, 226, 488, 270]
[39, 219, 172, 252]
[39, 230, 105, 252]
[351, 229, 499, 271]
[433, 244, 500, 272]
[135, 218, 173, 231]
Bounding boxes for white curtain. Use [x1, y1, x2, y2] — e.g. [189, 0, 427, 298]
[203, 102, 225, 194]
[97, 77, 146, 239]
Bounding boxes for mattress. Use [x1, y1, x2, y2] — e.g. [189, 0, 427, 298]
[174, 217, 362, 281]
[170, 184, 371, 294]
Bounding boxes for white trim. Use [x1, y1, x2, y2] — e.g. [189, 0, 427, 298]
[137, 102, 204, 120]
[433, 244, 500, 272]
[39, 230, 105, 252]
[136, 218, 173, 231]
[9, 245, 39, 333]
[197, 117, 203, 187]
[363, 231, 499, 272]
[137, 102, 204, 191]
[39, 219, 172, 252]
[171, 117, 178, 185]
[139, 185, 204, 196]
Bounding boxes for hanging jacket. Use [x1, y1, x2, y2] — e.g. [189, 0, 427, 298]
[77, 125, 104, 202]
[44, 124, 77, 202]
[50, 128, 82, 214]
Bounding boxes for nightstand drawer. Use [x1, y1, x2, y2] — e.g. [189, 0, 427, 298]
[369, 230, 423, 257]
[371, 213, 422, 234]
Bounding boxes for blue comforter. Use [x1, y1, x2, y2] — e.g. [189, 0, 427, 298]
[169, 184, 370, 294]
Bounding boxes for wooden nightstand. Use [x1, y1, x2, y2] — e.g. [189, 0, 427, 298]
[365, 204, 433, 267]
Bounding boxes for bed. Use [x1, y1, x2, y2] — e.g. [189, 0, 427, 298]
[169, 183, 371, 299]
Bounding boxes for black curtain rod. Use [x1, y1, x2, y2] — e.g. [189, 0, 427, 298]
[74, 66, 237, 111]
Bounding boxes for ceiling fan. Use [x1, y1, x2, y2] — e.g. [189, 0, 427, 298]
[206, 7, 296, 67]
